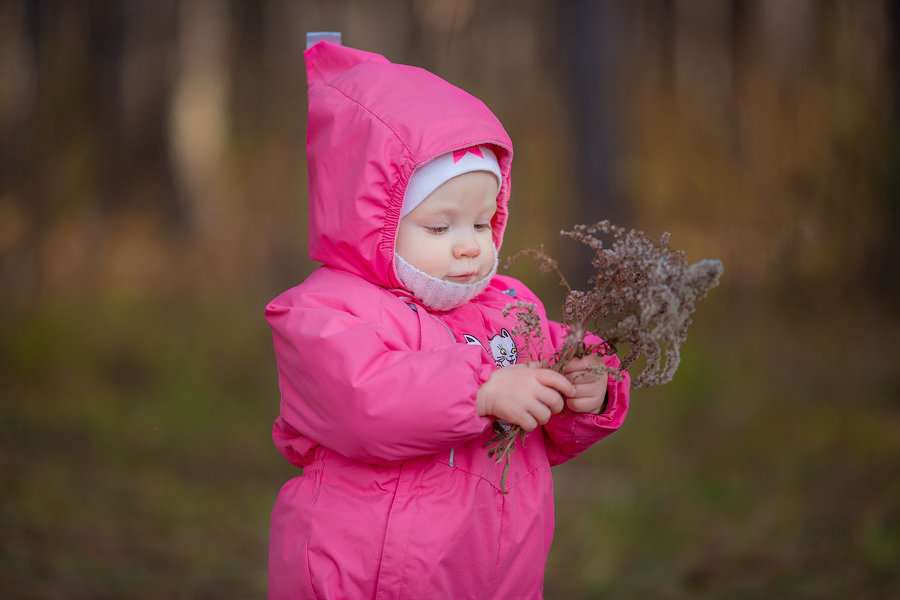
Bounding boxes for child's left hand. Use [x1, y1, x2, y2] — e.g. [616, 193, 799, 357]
[562, 355, 609, 414]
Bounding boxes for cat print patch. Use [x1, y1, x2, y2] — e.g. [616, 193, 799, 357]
[464, 328, 518, 368]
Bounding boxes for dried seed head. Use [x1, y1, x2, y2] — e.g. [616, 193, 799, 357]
[554, 221, 722, 387]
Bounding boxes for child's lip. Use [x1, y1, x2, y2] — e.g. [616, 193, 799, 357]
[447, 272, 477, 282]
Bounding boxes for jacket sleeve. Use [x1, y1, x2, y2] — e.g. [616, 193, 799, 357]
[267, 288, 494, 465]
[541, 320, 630, 466]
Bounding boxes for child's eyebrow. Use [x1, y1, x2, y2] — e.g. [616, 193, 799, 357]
[420, 209, 454, 219]
[425, 209, 496, 220]
[415, 202, 496, 220]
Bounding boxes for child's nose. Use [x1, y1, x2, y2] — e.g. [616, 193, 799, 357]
[453, 234, 481, 259]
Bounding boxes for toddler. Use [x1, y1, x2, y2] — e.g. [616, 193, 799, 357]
[266, 39, 630, 599]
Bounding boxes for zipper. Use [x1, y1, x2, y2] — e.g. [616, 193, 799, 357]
[428, 311, 457, 466]
[401, 297, 461, 467]
[429, 313, 456, 343]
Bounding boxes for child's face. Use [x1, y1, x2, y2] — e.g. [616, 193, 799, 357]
[396, 171, 498, 284]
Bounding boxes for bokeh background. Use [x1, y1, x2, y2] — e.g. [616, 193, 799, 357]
[2, 1, 898, 598]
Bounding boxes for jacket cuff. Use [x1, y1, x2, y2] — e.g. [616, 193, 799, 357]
[596, 370, 629, 426]
[472, 359, 497, 429]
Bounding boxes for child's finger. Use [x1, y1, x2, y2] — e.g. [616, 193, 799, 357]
[565, 395, 602, 414]
[515, 410, 539, 432]
[563, 355, 603, 375]
[529, 401, 553, 425]
[570, 375, 609, 396]
[534, 385, 565, 414]
[534, 368, 576, 398]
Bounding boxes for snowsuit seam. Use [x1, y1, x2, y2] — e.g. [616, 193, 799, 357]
[505, 458, 549, 492]
[397, 464, 427, 599]
[492, 492, 506, 588]
[323, 81, 414, 158]
[432, 456, 507, 493]
[306, 457, 326, 600]
[375, 464, 404, 600]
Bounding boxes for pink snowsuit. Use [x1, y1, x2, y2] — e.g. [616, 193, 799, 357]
[267, 41, 630, 599]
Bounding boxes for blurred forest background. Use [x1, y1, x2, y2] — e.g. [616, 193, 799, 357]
[1, 0, 898, 598]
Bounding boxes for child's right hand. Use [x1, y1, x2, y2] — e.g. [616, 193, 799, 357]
[476, 364, 576, 431]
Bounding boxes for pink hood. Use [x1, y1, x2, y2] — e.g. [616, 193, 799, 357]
[305, 41, 513, 288]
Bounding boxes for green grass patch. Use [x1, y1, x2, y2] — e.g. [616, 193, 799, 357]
[1, 293, 898, 598]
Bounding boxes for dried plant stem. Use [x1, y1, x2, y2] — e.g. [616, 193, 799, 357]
[484, 426, 526, 493]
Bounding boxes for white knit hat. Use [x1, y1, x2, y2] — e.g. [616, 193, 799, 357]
[401, 145, 502, 218]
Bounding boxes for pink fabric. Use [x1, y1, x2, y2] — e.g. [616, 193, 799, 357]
[267, 41, 630, 599]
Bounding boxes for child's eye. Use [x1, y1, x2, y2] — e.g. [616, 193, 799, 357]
[474, 223, 492, 232]
[426, 226, 448, 234]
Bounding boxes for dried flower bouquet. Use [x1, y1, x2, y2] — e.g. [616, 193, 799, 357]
[487, 221, 724, 491]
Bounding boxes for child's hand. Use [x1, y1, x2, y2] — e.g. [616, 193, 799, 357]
[476, 364, 575, 431]
[562, 355, 610, 414]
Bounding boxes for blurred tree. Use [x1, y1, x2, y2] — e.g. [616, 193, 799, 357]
[170, 0, 232, 238]
[228, 0, 266, 132]
[90, 1, 185, 227]
[729, 0, 750, 157]
[551, 0, 631, 285]
[16, 0, 185, 224]
[869, 0, 900, 297]
[554, 0, 629, 228]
